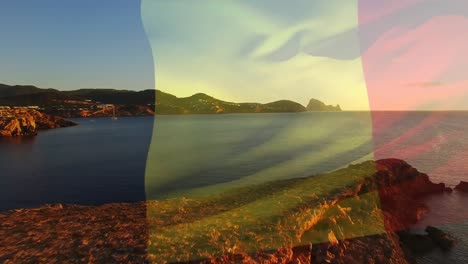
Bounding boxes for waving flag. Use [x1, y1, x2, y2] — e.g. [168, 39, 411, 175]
[141, 0, 468, 261]
[3, 1, 468, 263]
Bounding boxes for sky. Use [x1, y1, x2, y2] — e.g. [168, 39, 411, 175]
[359, 0, 468, 111]
[0, 0, 154, 91]
[142, 0, 369, 109]
[142, 0, 468, 110]
[1, 1, 467, 110]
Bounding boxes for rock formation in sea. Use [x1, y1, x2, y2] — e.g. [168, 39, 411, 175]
[0, 109, 76, 137]
[306, 98, 341, 112]
[398, 226, 455, 256]
[0, 159, 452, 263]
[425, 226, 454, 251]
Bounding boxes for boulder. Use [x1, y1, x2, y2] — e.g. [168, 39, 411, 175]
[455, 181, 468, 192]
[425, 226, 454, 251]
[398, 231, 436, 255]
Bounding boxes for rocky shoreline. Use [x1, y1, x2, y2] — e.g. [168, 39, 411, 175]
[294, 159, 454, 264]
[0, 159, 458, 263]
[0, 109, 76, 137]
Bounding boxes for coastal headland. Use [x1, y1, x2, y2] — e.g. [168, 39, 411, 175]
[0, 159, 457, 263]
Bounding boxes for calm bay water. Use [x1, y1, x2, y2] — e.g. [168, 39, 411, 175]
[0, 112, 467, 262]
[145, 112, 374, 199]
[0, 117, 153, 211]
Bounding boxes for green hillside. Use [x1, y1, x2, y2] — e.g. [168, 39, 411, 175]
[0, 83, 341, 114]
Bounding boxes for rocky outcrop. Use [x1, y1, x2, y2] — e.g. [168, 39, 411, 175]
[398, 231, 437, 255]
[0, 116, 37, 136]
[30, 110, 76, 129]
[425, 226, 454, 251]
[372, 159, 447, 231]
[398, 226, 455, 256]
[454, 181, 468, 192]
[306, 159, 449, 264]
[0, 109, 76, 137]
[306, 98, 341, 111]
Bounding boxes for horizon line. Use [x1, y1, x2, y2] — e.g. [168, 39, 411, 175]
[1, 82, 467, 112]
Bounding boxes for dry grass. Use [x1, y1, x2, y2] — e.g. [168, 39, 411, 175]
[144, 161, 383, 262]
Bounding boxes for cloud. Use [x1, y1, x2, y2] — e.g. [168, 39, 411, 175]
[141, 0, 370, 110]
[260, 30, 304, 62]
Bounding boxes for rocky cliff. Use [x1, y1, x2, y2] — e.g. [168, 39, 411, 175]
[0, 159, 451, 263]
[308, 159, 450, 264]
[0, 109, 76, 136]
[0, 115, 37, 136]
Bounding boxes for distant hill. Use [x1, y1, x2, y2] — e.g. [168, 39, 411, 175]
[0, 85, 154, 106]
[0, 84, 58, 98]
[153, 93, 307, 114]
[0, 83, 341, 115]
[64, 89, 157, 105]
